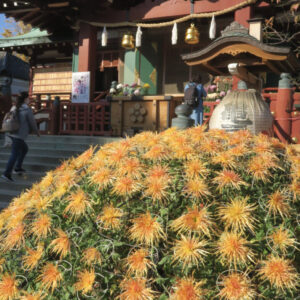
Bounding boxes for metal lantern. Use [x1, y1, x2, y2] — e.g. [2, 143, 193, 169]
[122, 33, 135, 49]
[185, 23, 199, 44]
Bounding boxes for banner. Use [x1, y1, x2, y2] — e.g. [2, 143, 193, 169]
[72, 72, 90, 103]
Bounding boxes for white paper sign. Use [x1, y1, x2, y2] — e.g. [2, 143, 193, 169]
[72, 72, 90, 103]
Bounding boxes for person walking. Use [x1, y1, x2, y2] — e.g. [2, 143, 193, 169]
[1, 92, 39, 182]
[184, 75, 207, 126]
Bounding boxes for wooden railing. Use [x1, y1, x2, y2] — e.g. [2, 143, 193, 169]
[59, 101, 111, 136]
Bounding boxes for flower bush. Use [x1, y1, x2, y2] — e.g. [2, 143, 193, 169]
[0, 127, 299, 299]
[205, 76, 233, 103]
[110, 82, 151, 96]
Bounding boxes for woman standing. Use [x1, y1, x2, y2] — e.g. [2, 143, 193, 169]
[184, 75, 207, 126]
[2, 92, 39, 182]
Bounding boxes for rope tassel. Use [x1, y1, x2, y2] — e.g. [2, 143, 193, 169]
[136, 26, 142, 47]
[172, 22, 178, 45]
[102, 26, 108, 47]
[209, 15, 216, 40]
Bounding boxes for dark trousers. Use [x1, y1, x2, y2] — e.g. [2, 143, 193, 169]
[4, 137, 28, 176]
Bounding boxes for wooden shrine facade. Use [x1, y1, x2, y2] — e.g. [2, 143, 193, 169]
[1, 0, 300, 142]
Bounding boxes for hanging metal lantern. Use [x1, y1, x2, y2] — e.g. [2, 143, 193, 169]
[185, 23, 199, 44]
[122, 32, 135, 49]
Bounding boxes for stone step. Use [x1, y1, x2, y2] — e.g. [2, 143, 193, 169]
[0, 189, 22, 208]
[0, 179, 31, 193]
[0, 147, 81, 158]
[0, 153, 67, 165]
[25, 135, 119, 144]
[0, 160, 57, 173]
[21, 141, 91, 151]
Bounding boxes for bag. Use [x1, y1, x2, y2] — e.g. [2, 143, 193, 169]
[1, 110, 19, 132]
[184, 84, 198, 108]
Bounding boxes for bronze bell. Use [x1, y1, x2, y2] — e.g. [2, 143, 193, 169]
[185, 23, 199, 44]
[122, 33, 135, 49]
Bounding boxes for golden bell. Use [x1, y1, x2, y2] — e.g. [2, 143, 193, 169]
[291, 136, 298, 143]
[122, 33, 135, 49]
[185, 23, 199, 44]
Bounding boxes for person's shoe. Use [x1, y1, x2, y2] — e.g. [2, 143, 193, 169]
[1, 174, 14, 182]
[14, 168, 26, 174]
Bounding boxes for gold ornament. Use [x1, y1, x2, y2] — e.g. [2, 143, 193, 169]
[185, 23, 199, 44]
[271, 111, 275, 116]
[293, 111, 299, 116]
[291, 137, 298, 143]
[122, 33, 135, 49]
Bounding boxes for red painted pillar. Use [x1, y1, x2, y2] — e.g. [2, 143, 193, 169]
[275, 73, 292, 143]
[78, 22, 97, 102]
[291, 93, 300, 143]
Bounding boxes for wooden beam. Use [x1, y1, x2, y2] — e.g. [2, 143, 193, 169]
[203, 63, 225, 75]
[47, 2, 70, 8]
[263, 59, 281, 74]
[19, 8, 40, 22]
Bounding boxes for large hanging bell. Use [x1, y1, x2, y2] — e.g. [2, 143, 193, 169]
[185, 23, 199, 44]
[122, 33, 135, 49]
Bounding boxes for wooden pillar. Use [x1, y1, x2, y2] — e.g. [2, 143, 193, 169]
[78, 22, 97, 102]
[275, 73, 292, 143]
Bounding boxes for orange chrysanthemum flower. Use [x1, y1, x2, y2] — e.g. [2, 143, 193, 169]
[64, 189, 91, 218]
[74, 269, 95, 294]
[227, 130, 252, 146]
[117, 158, 142, 178]
[23, 244, 44, 270]
[32, 195, 53, 212]
[290, 179, 300, 201]
[218, 272, 256, 300]
[184, 160, 208, 179]
[113, 177, 137, 196]
[170, 277, 205, 300]
[118, 278, 155, 300]
[227, 144, 248, 157]
[173, 144, 195, 159]
[126, 248, 153, 276]
[73, 147, 94, 168]
[199, 139, 221, 154]
[129, 212, 165, 245]
[31, 214, 51, 240]
[2, 223, 25, 252]
[108, 147, 128, 166]
[20, 291, 45, 300]
[172, 235, 208, 268]
[217, 232, 254, 268]
[267, 226, 298, 254]
[171, 205, 213, 237]
[50, 229, 70, 259]
[143, 144, 170, 160]
[38, 171, 54, 191]
[37, 263, 62, 292]
[184, 177, 211, 199]
[0, 273, 19, 300]
[81, 248, 102, 266]
[218, 197, 257, 233]
[97, 205, 123, 229]
[247, 156, 270, 182]
[144, 177, 169, 202]
[89, 167, 113, 189]
[258, 255, 299, 291]
[213, 170, 247, 191]
[148, 165, 170, 180]
[267, 191, 291, 218]
[212, 152, 236, 169]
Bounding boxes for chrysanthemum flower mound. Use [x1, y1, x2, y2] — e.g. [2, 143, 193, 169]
[0, 127, 299, 299]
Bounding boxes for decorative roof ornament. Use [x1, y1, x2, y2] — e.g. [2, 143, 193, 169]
[221, 21, 249, 38]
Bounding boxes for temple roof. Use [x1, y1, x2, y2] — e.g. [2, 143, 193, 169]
[181, 22, 300, 76]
